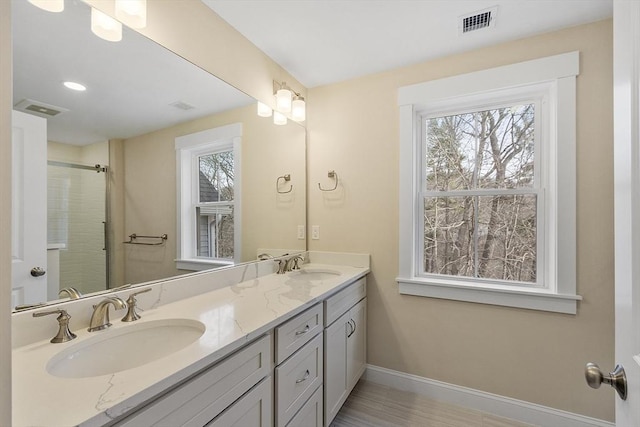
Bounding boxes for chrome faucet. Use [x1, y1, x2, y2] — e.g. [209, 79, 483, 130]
[88, 296, 127, 332]
[59, 286, 82, 300]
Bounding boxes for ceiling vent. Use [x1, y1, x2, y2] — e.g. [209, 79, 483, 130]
[170, 101, 196, 111]
[459, 7, 497, 35]
[14, 99, 69, 118]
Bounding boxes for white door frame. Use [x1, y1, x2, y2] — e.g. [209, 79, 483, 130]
[614, 0, 640, 425]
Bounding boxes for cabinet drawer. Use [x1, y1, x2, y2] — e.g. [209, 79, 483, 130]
[324, 277, 366, 326]
[206, 376, 272, 427]
[286, 385, 322, 427]
[275, 334, 323, 427]
[275, 303, 323, 364]
[116, 334, 271, 427]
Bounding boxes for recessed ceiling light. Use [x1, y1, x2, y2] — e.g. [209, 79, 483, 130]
[63, 81, 87, 91]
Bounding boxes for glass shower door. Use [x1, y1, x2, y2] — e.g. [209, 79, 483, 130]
[47, 161, 108, 297]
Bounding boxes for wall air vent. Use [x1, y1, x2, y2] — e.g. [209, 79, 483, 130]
[170, 101, 196, 111]
[14, 99, 69, 118]
[459, 7, 497, 35]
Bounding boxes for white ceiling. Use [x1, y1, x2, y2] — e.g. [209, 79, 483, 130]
[12, 0, 253, 146]
[203, 0, 613, 89]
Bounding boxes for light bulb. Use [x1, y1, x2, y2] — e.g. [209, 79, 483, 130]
[273, 111, 287, 126]
[275, 88, 292, 113]
[257, 102, 272, 117]
[91, 8, 123, 42]
[115, 0, 147, 29]
[292, 97, 306, 122]
[27, 0, 64, 13]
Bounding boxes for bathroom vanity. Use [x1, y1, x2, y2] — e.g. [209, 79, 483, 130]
[12, 252, 369, 427]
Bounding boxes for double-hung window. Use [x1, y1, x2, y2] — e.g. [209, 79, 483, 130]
[175, 123, 242, 270]
[397, 52, 581, 314]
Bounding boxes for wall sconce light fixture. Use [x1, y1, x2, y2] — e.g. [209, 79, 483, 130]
[91, 7, 123, 42]
[256, 81, 306, 124]
[27, 0, 64, 13]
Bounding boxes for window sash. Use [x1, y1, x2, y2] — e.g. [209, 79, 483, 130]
[416, 99, 545, 289]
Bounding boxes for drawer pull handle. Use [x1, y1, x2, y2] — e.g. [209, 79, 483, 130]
[295, 325, 310, 336]
[296, 370, 310, 383]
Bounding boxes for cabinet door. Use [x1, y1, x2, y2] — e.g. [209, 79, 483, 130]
[323, 310, 350, 426]
[346, 298, 367, 391]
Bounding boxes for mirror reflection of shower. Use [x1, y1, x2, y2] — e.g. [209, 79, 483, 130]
[47, 145, 109, 299]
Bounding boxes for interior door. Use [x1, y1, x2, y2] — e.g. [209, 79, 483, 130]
[11, 110, 48, 308]
[613, 0, 640, 424]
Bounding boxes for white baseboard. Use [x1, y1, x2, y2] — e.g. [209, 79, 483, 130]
[363, 365, 613, 427]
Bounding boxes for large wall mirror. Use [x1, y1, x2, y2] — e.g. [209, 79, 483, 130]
[11, 0, 306, 310]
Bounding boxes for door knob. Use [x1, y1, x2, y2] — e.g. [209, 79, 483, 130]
[30, 267, 46, 277]
[585, 362, 627, 400]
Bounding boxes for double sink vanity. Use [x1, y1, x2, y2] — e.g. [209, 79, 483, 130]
[12, 252, 369, 427]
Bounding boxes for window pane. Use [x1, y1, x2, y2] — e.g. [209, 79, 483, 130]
[196, 206, 234, 259]
[476, 194, 537, 283]
[476, 105, 535, 189]
[425, 104, 535, 191]
[426, 115, 475, 191]
[199, 151, 234, 203]
[424, 196, 475, 277]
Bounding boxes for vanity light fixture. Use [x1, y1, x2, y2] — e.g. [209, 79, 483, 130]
[115, 0, 147, 29]
[91, 7, 123, 42]
[63, 81, 87, 91]
[257, 101, 273, 117]
[260, 81, 306, 123]
[27, 0, 64, 13]
[273, 111, 288, 126]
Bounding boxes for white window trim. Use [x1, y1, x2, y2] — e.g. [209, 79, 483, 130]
[175, 123, 242, 270]
[397, 52, 581, 314]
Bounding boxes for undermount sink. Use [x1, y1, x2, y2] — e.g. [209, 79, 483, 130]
[288, 268, 341, 281]
[47, 319, 205, 379]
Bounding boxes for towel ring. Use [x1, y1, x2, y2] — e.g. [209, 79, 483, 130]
[318, 170, 338, 192]
[276, 174, 293, 194]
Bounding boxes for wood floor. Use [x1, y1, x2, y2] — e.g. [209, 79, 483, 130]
[331, 380, 535, 427]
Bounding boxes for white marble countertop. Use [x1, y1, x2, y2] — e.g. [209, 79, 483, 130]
[12, 263, 368, 427]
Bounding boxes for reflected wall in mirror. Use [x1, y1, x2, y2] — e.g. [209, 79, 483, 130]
[11, 0, 306, 309]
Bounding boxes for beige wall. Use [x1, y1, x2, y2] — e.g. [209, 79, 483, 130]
[120, 106, 305, 285]
[307, 20, 614, 421]
[0, 1, 11, 423]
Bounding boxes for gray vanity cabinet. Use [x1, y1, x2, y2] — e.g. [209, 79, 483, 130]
[323, 278, 367, 427]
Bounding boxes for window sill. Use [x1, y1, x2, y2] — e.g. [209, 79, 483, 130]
[397, 277, 581, 314]
[176, 258, 234, 271]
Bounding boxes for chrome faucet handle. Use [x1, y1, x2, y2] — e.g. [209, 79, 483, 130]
[121, 288, 152, 322]
[88, 296, 127, 332]
[33, 309, 77, 343]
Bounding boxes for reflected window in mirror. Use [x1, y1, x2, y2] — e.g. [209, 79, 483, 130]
[176, 123, 242, 271]
[196, 149, 234, 259]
